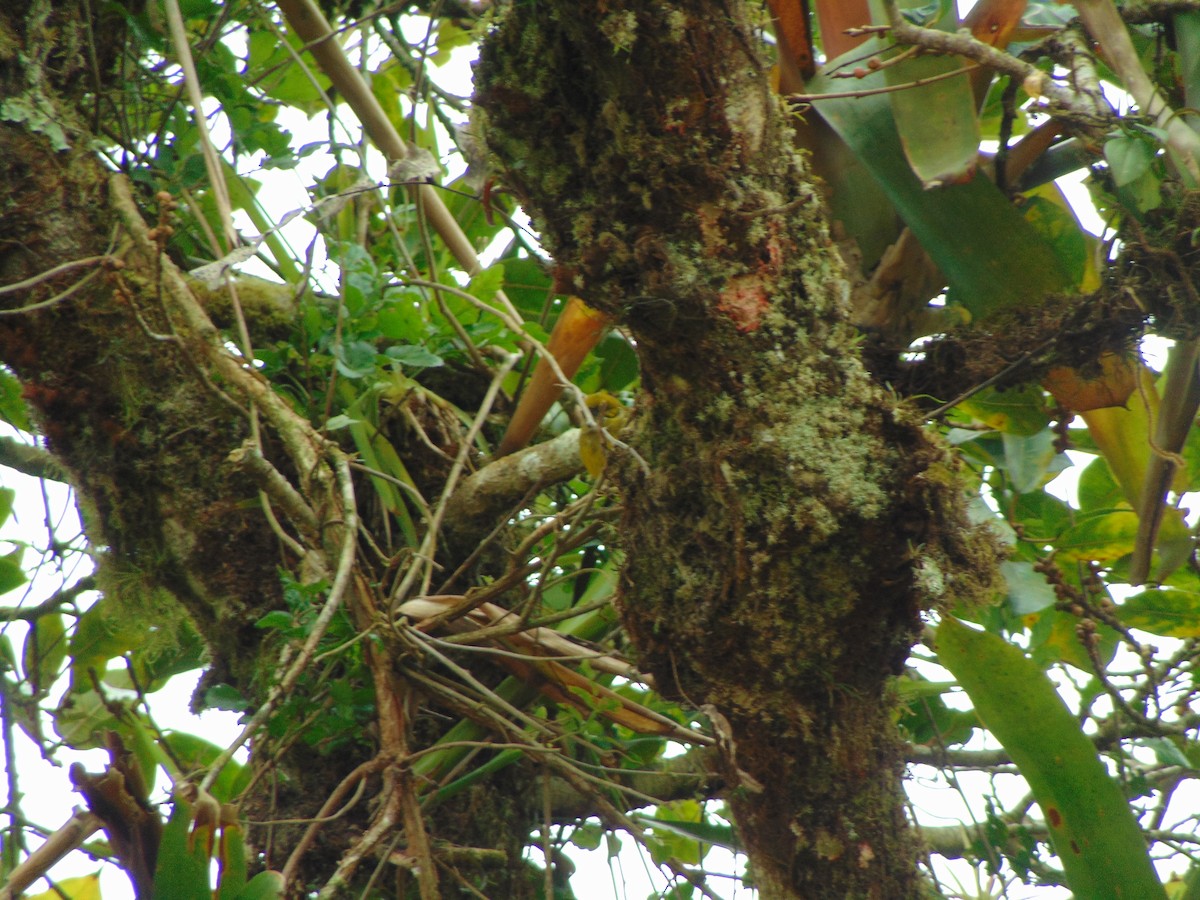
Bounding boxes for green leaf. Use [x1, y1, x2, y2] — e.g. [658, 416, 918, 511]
[467, 264, 506, 303]
[333, 340, 378, 379]
[69, 597, 145, 690]
[876, 0, 980, 187]
[1020, 185, 1099, 292]
[1105, 134, 1156, 188]
[377, 291, 427, 342]
[22, 611, 66, 695]
[1077, 456, 1124, 513]
[153, 792, 211, 900]
[0, 370, 30, 432]
[235, 871, 285, 900]
[1001, 560, 1057, 616]
[343, 399, 419, 546]
[636, 803, 741, 863]
[896, 680, 978, 746]
[53, 688, 120, 749]
[0, 549, 26, 596]
[161, 731, 250, 804]
[809, 39, 1076, 321]
[937, 616, 1166, 900]
[956, 386, 1049, 436]
[1055, 509, 1139, 562]
[1001, 429, 1062, 494]
[1009, 490, 1075, 543]
[202, 683, 250, 714]
[384, 344, 443, 368]
[500, 256, 556, 320]
[256, 610, 294, 631]
[1119, 588, 1200, 638]
[1029, 607, 1118, 672]
[569, 822, 604, 851]
[216, 821, 248, 900]
[1138, 737, 1195, 770]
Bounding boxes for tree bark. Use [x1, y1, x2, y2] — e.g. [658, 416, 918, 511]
[0, 2, 280, 690]
[476, 3, 1002, 896]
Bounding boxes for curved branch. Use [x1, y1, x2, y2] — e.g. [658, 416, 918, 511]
[442, 428, 582, 547]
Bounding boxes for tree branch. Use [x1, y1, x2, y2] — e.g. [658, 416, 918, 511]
[442, 428, 582, 547]
[0, 436, 66, 483]
[868, 10, 1114, 131]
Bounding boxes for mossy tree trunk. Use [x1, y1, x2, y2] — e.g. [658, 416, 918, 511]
[0, 4, 542, 893]
[0, 1, 286, 692]
[477, 3, 1000, 896]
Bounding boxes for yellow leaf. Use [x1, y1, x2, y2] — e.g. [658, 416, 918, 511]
[26, 873, 103, 900]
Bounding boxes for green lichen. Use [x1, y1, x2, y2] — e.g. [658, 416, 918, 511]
[599, 11, 639, 53]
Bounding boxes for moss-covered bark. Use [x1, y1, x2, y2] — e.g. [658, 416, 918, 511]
[0, 2, 278, 685]
[0, 6, 553, 895]
[476, 3, 1002, 896]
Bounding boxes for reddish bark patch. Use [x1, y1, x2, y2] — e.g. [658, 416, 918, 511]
[717, 275, 770, 332]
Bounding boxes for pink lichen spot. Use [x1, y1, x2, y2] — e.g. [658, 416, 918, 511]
[718, 275, 770, 333]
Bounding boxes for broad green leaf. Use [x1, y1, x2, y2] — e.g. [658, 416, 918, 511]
[129, 713, 164, 798]
[54, 688, 120, 749]
[1139, 737, 1195, 770]
[874, 0, 981, 187]
[217, 821, 248, 900]
[1055, 508, 1138, 562]
[1009, 489, 1075, 542]
[1001, 560, 1057, 616]
[467, 264, 506, 303]
[160, 732, 251, 804]
[369, 61, 413, 139]
[809, 39, 1076, 321]
[103, 622, 206, 694]
[594, 332, 640, 393]
[896, 673, 977, 746]
[570, 822, 605, 851]
[153, 792, 211, 900]
[333, 340, 377, 379]
[643, 800, 710, 865]
[1001, 428, 1061, 494]
[1120, 588, 1200, 638]
[1029, 607, 1118, 672]
[937, 616, 1166, 900]
[384, 344, 443, 368]
[377, 290, 428, 342]
[500, 255, 556, 320]
[956, 385, 1049, 436]
[1021, 183, 1100, 292]
[1077, 455, 1124, 513]
[1105, 134, 1156, 188]
[1074, 366, 1192, 569]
